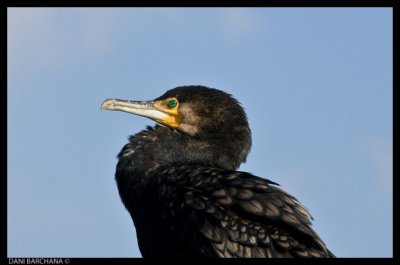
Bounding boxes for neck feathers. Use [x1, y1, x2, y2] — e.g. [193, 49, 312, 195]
[117, 124, 251, 177]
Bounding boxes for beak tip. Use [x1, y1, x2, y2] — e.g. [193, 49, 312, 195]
[101, 99, 114, 111]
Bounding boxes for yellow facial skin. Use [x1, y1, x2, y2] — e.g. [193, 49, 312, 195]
[152, 98, 183, 128]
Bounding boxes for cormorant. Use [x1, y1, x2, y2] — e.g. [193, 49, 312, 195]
[102, 85, 335, 258]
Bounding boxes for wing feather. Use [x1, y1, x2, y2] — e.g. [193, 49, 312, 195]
[157, 165, 332, 258]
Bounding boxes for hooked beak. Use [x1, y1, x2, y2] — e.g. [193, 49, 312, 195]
[102, 98, 182, 128]
[102, 99, 168, 120]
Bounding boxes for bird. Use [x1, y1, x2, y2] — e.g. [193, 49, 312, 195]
[101, 85, 335, 258]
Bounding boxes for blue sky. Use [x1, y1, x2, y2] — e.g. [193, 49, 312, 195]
[7, 8, 392, 257]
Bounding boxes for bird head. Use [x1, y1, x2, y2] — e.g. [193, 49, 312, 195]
[102, 86, 250, 138]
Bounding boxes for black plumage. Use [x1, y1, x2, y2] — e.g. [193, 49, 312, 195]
[102, 85, 335, 258]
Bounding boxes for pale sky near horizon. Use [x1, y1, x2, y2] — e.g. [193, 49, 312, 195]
[8, 8, 392, 257]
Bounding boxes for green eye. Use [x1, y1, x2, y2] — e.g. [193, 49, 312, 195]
[167, 99, 177, 109]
